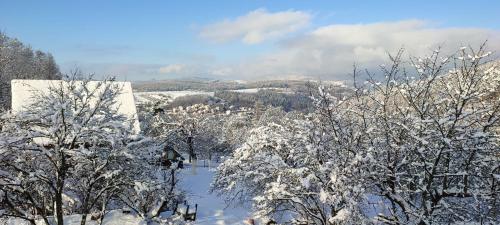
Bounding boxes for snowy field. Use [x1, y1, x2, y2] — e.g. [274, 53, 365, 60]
[179, 163, 252, 225]
[134, 91, 215, 104]
[227, 88, 289, 93]
[134, 88, 292, 105]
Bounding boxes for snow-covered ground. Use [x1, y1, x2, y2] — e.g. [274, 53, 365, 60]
[179, 163, 252, 225]
[134, 91, 215, 104]
[320, 80, 348, 88]
[1, 163, 242, 225]
[0, 210, 146, 225]
[227, 88, 289, 94]
[134, 88, 285, 104]
[134, 88, 293, 105]
[1, 165, 251, 225]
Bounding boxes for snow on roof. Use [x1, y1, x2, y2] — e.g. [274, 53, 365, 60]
[11, 79, 141, 134]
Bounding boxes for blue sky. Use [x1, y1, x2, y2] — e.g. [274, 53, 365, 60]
[1, 0, 499, 80]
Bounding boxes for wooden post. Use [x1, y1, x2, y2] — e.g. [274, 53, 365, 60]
[172, 202, 179, 215]
[185, 204, 190, 221]
[194, 204, 198, 221]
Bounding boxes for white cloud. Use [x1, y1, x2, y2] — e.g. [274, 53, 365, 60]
[65, 20, 500, 81]
[228, 20, 500, 80]
[211, 67, 233, 76]
[158, 64, 185, 74]
[199, 8, 311, 44]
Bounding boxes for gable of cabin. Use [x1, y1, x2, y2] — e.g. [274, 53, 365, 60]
[11, 79, 141, 134]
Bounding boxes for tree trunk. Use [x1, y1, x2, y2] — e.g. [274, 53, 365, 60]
[55, 153, 67, 225]
[187, 136, 194, 163]
[80, 190, 92, 225]
[80, 213, 88, 225]
[55, 190, 64, 225]
[170, 169, 175, 190]
[98, 195, 110, 225]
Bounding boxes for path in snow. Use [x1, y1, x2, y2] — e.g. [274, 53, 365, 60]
[179, 164, 251, 225]
[1, 164, 251, 225]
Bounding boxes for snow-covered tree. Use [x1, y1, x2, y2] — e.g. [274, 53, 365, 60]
[143, 103, 229, 162]
[355, 45, 500, 224]
[119, 138, 183, 223]
[212, 110, 368, 224]
[219, 109, 253, 152]
[0, 31, 61, 109]
[212, 44, 500, 224]
[136, 95, 172, 138]
[0, 77, 133, 225]
[314, 44, 500, 224]
[114, 89, 186, 224]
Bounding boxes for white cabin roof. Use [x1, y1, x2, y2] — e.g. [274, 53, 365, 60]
[11, 79, 141, 134]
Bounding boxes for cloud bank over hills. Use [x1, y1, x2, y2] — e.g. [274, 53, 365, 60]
[62, 10, 500, 81]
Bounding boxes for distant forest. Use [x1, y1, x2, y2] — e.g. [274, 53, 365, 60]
[160, 84, 352, 113]
[214, 89, 314, 112]
[133, 79, 353, 112]
[0, 32, 61, 109]
[133, 79, 313, 92]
